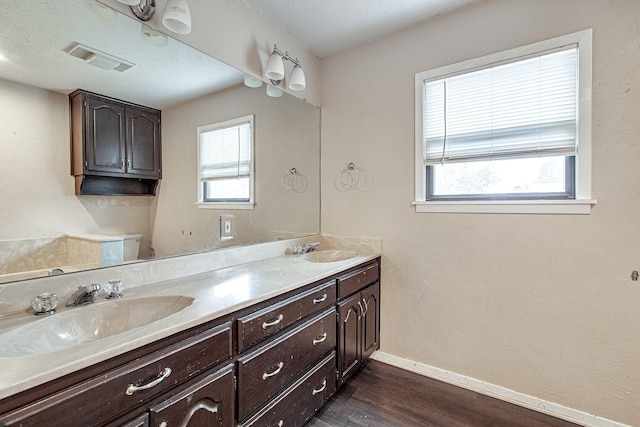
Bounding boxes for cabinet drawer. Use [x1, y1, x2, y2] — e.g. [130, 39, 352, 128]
[238, 280, 336, 352]
[0, 322, 231, 427]
[149, 364, 234, 427]
[240, 352, 336, 427]
[237, 308, 336, 421]
[337, 262, 379, 299]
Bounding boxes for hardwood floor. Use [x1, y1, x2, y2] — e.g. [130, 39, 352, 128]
[308, 361, 580, 427]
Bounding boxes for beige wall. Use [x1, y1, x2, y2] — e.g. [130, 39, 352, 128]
[320, 0, 640, 424]
[151, 84, 320, 258]
[0, 79, 151, 244]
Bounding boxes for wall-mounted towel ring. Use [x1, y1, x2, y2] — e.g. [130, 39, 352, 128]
[282, 167, 307, 193]
[337, 162, 359, 191]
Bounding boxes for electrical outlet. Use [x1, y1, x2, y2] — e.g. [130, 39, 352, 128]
[220, 215, 233, 240]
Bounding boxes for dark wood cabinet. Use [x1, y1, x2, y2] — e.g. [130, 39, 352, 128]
[237, 280, 336, 352]
[337, 292, 362, 383]
[0, 257, 380, 427]
[84, 96, 126, 175]
[149, 364, 234, 427]
[70, 90, 161, 195]
[361, 282, 380, 360]
[126, 108, 162, 178]
[237, 308, 336, 421]
[337, 262, 381, 384]
[239, 353, 337, 427]
[0, 322, 231, 427]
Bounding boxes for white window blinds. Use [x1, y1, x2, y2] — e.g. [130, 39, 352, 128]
[200, 121, 252, 181]
[423, 47, 578, 165]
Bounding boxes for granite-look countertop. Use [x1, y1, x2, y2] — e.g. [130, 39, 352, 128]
[0, 251, 379, 401]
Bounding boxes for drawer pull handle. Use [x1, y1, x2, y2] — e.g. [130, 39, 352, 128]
[313, 293, 328, 304]
[312, 379, 327, 395]
[262, 362, 284, 380]
[313, 333, 328, 345]
[262, 314, 284, 329]
[125, 367, 171, 395]
[362, 298, 369, 316]
[177, 400, 218, 427]
[276, 421, 284, 427]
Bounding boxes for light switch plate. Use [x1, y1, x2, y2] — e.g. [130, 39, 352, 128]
[220, 215, 233, 240]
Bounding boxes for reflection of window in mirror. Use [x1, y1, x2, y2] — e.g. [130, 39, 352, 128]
[197, 115, 255, 210]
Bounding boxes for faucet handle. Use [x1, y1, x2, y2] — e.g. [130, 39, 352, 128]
[31, 292, 58, 315]
[105, 279, 125, 299]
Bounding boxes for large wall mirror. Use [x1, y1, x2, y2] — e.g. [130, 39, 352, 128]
[0, 0, 320, 283]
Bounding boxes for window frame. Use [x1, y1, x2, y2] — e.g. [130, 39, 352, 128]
[414, 29, 596, 214]
[196, 115, 255, 210]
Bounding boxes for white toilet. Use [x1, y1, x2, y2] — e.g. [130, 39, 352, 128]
[120, 234, 142, 262]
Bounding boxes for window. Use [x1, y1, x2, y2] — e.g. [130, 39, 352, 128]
[414, 29, 595, 214]
[197, 115, 254, 209]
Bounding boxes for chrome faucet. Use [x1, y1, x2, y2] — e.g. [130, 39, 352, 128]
[292, 241, 320, 254]
[67, 283, 101, 307]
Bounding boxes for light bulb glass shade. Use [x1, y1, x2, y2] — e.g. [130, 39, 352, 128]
[140, 24, 169, 47]
[162, 0, 192, 34]
[288, 64, 306, 91]
[84, 0, 118, 21]
[244, 74, 263, 88]
[265, 52, 285, 81]
[266, 84, 283, 98]
[117, 0, 141, 5]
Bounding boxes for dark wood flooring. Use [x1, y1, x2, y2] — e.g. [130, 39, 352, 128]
[308, 361, 580, 427]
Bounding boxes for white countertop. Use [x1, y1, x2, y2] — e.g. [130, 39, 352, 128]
[0, 251, 379, 401]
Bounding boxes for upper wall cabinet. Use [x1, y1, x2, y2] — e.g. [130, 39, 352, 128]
[70, 90, 162, 196]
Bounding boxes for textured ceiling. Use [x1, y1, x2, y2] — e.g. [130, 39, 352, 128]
[0, 0, 242, 109]
[241, 0, 482, 57]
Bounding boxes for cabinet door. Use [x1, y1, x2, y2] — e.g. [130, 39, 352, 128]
[126, 108, 161, 178]
[361, 282, 380, 360]
[337, 293, 362, 384]
[85, 96, 126, 174]
[149, 364, 234, 427]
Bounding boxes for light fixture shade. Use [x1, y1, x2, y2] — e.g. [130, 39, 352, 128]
[288, 64, 306, 91]
[141, 24, 169, 47]
[116, 0, 141, 5]
[162, 0, 192, 34]
[244, 74, 263, 88]
[266, 84, 283, 98]
[265, 52, 285, 81]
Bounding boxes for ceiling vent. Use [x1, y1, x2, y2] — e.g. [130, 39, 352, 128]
[67, 42, 135, 72]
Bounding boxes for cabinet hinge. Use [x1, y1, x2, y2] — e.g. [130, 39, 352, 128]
[233, 375, 237, 392]
[84, 160, 88, 168]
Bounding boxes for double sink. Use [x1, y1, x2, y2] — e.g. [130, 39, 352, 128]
[0, 250, 359, 359]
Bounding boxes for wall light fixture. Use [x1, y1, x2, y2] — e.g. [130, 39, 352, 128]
[265, 45, 306, 92]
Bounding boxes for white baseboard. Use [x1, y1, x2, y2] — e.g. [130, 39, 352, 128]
[370, 352, 629, 427]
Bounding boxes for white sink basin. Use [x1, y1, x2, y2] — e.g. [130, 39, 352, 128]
[302, 250, 359, 263]
[0, 296, 194, 358]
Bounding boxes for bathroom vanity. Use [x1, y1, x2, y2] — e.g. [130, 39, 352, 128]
[0, 252, 380, 426]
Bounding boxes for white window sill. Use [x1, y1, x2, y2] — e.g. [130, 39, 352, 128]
[412, 199, 597, 214]
[196, 202, 255, 210]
